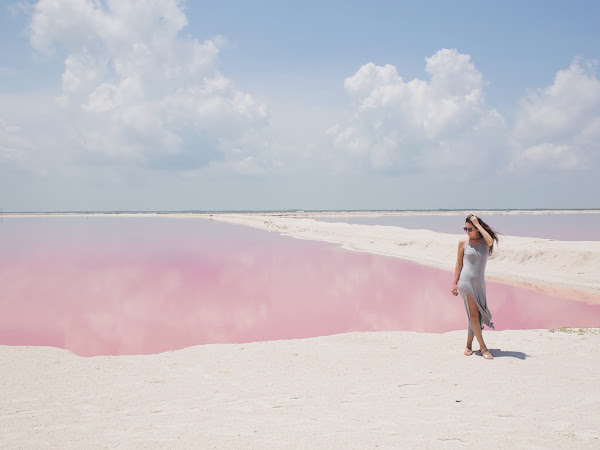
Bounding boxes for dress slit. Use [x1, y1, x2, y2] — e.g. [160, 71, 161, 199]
[458, 242, 495, 335]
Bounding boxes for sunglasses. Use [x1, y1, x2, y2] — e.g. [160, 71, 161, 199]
[463, 227, 474, 232]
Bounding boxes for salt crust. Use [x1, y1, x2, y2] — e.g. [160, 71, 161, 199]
[1, 330, 599, 448]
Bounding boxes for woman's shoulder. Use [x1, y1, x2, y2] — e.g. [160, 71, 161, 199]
[457, 239, 467, 248]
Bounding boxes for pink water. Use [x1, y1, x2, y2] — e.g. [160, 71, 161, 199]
[1, 216, 599, 356]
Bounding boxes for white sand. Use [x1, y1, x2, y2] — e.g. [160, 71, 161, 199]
[209, 213, 600, 300]
[2, 329, 599, 448]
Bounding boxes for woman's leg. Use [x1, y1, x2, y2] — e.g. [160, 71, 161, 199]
[465, 332, 474, 356]
[463, 294, 475, 355]
[467, 293, 492, 359]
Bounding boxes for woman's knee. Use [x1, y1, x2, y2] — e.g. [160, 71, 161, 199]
[469, 307, 479, 321]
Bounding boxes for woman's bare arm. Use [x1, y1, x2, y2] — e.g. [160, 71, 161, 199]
[470, 215, 493, 248]
[451, 240, 465, 296]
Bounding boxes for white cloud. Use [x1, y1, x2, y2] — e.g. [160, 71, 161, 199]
[329, 49, 507, 174]
[4, 1, 599, 212]
[512, 58, 600, 171]
[26, 0, 269, 172]
[511, 143, 579, 170]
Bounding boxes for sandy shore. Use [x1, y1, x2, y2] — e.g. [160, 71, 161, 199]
[208, 213, 600, 300]
[2, 329, 599, 448]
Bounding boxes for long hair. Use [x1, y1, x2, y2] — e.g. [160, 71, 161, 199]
[466, 214, 500, 256]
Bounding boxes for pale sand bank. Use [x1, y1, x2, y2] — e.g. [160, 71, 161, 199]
[209, 214, 600, 299]
[1, 329, 599, 448]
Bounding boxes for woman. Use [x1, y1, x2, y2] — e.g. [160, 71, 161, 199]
[451, 214, 499, 360]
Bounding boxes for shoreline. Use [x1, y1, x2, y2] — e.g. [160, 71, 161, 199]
[4, 210, 600, 299]
[2, 213, 599, 447]
[207, 213, 600, 299]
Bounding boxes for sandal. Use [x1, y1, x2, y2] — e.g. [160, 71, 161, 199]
[480, 347, 493, 360]
[464, 345, 473, 356]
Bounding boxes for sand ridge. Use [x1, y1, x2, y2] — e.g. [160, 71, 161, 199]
[209, 213, 600, 298]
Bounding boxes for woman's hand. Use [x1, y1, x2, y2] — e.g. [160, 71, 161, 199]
[469, 214, 494, 248]
[451, 283, 459, 296]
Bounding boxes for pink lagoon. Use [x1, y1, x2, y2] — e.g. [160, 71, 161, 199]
[1, 215, 599, 356]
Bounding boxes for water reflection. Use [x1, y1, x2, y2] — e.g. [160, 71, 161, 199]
[0, 216, 599, 356]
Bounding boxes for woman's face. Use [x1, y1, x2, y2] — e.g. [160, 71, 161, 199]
[464, 221, 480, 239]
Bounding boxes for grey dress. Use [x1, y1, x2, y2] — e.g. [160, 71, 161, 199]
[458, 241, 495, 336]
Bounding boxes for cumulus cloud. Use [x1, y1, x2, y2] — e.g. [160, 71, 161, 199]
[26, 0, 269, 171]
[328, 49, 508, 174]
[512, 58, 600, 170]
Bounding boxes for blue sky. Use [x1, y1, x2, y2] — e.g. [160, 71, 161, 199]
[1, 0, 599, 211]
